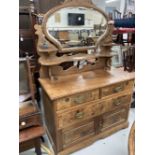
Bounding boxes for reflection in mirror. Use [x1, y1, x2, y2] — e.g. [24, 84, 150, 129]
[46, 7, 108, 48]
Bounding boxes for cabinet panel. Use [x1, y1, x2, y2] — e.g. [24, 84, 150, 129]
[99, 108, 128, 132]
[62, 120, 95, 148]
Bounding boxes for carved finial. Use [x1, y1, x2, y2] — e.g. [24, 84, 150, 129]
[64, 0, 93, 4]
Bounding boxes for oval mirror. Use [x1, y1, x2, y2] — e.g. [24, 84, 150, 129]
[45, 7, 108, 50]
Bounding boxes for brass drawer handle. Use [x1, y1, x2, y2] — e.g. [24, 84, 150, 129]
[113, 100, 122, 106]
[113, 86, 123, 93]
[75, 111, 84, 119]
[74, 96, 85, 104]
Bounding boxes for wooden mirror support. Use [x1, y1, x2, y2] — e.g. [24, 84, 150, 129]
[35, 0, 114, 81]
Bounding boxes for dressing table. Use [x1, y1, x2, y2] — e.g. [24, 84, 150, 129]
[35, 0, 135, 154]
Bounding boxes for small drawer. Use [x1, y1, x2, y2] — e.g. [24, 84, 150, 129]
[101, 80, 134, 98]
[109, 94, 132, 110]
[99, 108, 128, 132]
[97, 94, 132, 114]
[62, 120, 95, 148]
[57, 101, 100, 129]
[19, 114, 42, 130]
[55, 89, 99, 111]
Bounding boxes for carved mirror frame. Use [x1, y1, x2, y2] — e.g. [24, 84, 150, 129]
[41, 0, 110, 52]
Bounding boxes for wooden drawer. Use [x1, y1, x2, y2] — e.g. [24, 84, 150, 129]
[97, 93, 132, 114]
[108, 94, 132, 110]
[55, 89, 99, 111]
[57, 101, 100, 129]
[101, 80, 134, 98]
[99, 108, 128, 132]
[19, 114, 42, 130]
[57, 93, 131, 129]
[62, 120, 95, 148]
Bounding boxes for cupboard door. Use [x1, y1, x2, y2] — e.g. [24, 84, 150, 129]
[62, 120, 95, 148]
[99, 108, 128, 132]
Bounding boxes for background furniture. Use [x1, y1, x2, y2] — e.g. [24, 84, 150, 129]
[19, 56, 44, 155]
[35, 0, 135, 154]
[128, 122, 135, 155]
[19, 126, 45, 155]
[123, 46, 135, 72]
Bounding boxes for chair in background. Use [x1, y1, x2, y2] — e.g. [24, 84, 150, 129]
[19, 56, 45, 155]
[123, 46, 135, 72]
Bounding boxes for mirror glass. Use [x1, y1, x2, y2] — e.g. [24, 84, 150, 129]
[46, 7, 108, 48]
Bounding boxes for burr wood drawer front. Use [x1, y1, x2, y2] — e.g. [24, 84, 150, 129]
[55, 89, 99, 111]
[56, 93, 131, 129]
[57, 100, 105, 129]
[62, 120, 95, 148]
[97, 93, 132, 115]
[101, 80, 134, 98]
[98, 107, 129, 132]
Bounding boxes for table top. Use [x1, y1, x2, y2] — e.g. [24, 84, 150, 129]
[39, 68, 135, 100]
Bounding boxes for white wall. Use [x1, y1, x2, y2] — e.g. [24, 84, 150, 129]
[93, 0, 126, 17]
[92, 0, 106, 11]
[47, 7, 106, 31]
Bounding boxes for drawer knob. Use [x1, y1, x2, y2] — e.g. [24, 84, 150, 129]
[75, 111, 84, 119]
[21, 121, 26, 126]
[113, 86, 123, 93]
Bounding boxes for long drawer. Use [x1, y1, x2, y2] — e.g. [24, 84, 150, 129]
[55, 89, 99, 111]
[62, 119, 95, 148]
[101, 80, 134, 98]
[57, 101, 100, 129]
[56, 93, 132, 129]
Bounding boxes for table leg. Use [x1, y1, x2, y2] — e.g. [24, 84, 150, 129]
[35, 138, 42, 155]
